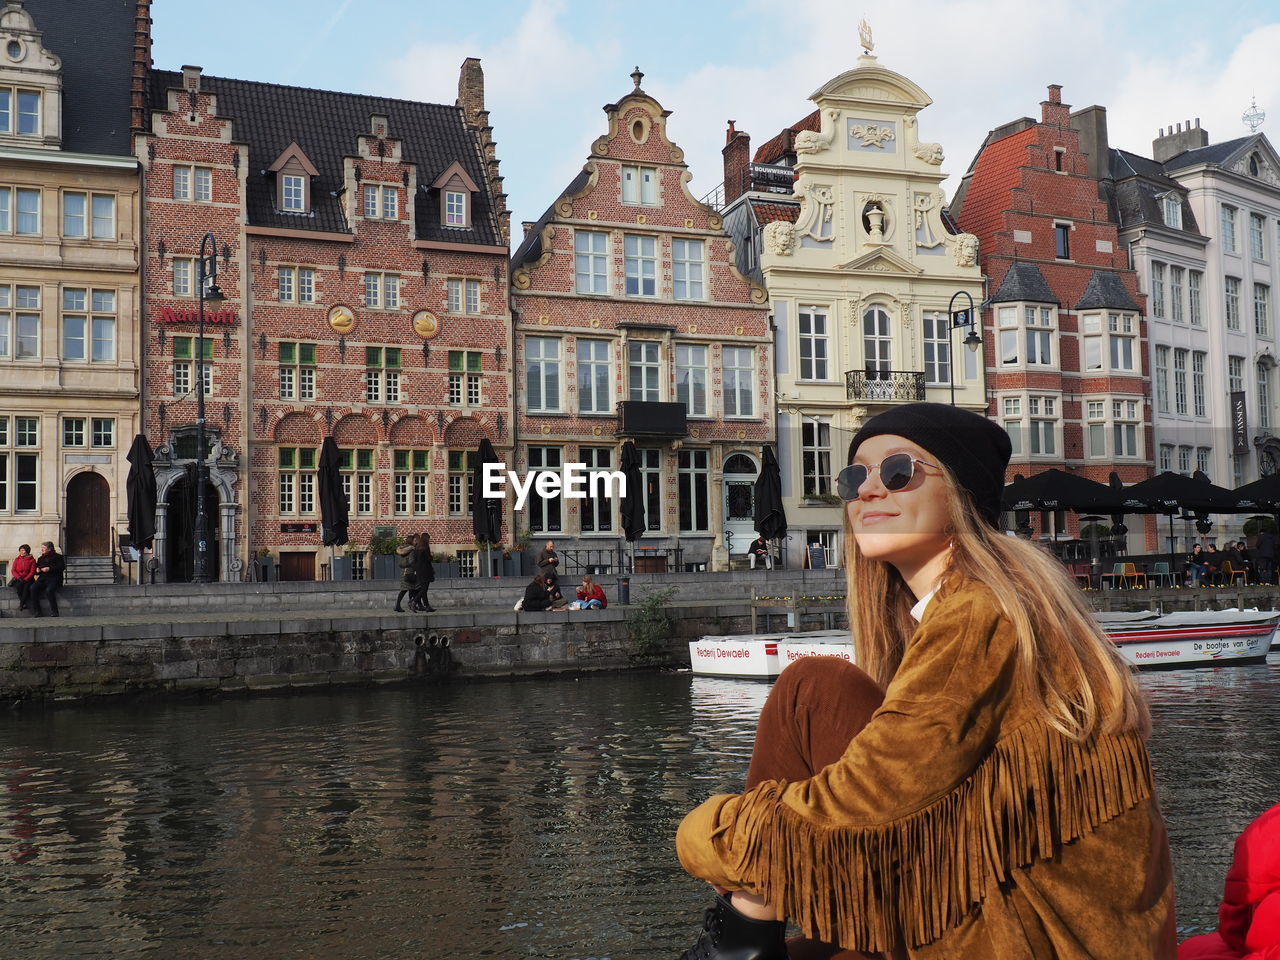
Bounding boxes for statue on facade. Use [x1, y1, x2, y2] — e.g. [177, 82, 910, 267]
[953, 233, 979, 267]
[858, 18, 874, 55]
[763, 220, 797, 257]
[913, 141, 944, 165]
[795, 108, 841, 155]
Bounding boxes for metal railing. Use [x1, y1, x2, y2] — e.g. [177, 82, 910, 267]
[845, 369, 926, 402]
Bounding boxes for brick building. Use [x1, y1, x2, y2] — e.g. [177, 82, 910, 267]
[139, 59, 511, 582]
[0, 0, 145, 584]
[952, 85, 1154, 547]
[509, 70, 771, 571]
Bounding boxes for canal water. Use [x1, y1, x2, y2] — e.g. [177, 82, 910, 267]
[2, 657, 1278, 959]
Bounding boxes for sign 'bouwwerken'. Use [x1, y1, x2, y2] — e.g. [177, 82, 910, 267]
[482, 462, 626, 510]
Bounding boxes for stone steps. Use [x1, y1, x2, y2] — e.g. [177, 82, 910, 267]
[65, 556, 116, 585]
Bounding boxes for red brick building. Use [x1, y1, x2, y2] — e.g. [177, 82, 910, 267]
[509, 71, 771, 571]
[952, 85, 1154, 546]
[139, 60, 511, 581]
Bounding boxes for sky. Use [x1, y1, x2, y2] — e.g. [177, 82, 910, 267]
[153, 0, 1280, 238]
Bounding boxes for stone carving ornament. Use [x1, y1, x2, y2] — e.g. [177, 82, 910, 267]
[850, 123, 896, 148]
[763, 220, 796, 256]
[913, 141, 944, 164]
[953, 233, 979, 267]
[795, 180, 835, 240]
[795, 108, 841, 155]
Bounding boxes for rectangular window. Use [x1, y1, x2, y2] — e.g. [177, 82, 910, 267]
[1251, 212, 1267, 260]
[723, 347, 754, 417]
[1255, 283, 1271, 337]
[92, 418, 114, 448]
[1054, 222, 1071, 259]
[90, 290, 115, 362]
[1112, 400, 1139, 457]
[382, 186, 397, 220]
[923, 311, 951, 385]
[623, 234, 657, 297]
[15, 416, 38, 447]
[525, 336, 561, 412]
[672, 238, 704, 300]
[578, 339, 611, 414]
[4, 284, 40, 359]
[91, 195, 115, 240]
[526, 446, 561, 531]
[393, 449, 430, 515]
[172, 165, 213, 202]
[1108, 313, 1135, 371]
[574, 230, 608, 294]
[1174, 348, 1188, 415]
[1154, 346, 1169, 413]
[1197, 447, 1211, 475]
[579, 447, 614, 533]
[172, 165, 190, 200]
[15, 187, 39, 235]
[364, 346, 400, 404]
[1028, 396, 1056, 456]
[447, 351, 482, 407]
[1169, 266, 1184, 322]
[621, 165, 657, 205]
[63, 191, 86, 237]
[173, 258, 193, 298]
[1189, 270, 1203, 326]
[1259, 363, 1272, 429]
[1229, 355, 1245, 394]
[363, 272, 399, 308]
[62, 288, 86, 360]
[1159, 444, 1173, 472]
[675, 343, 707, 416]
[278, 342, 317, 401]
[14, 453, 36, 511]
[446, 278, 462, 313]
[1086, 400, 1106, 458]
[465, 279, 480, 314]
[1025, 306, 1054, 366]
[282, 174, 305, 212]
[640, 447, 662, 531]
[298, 268, 315, 303]
[277, 267, 294, 302]
[363, 184, 379, 218]
[444, 190, 466, 226]
[678, 448, 710, 532]
[798, 306, 830, 381]
[1164, 194, 1182, 229]
[278, 447, 317, 514]
[1226, 277, 1241, 331]
[628, 341, 660, 402]
[998, 306, 1019, 365]
[1193, 351, 1207, 418]
[1150, 262, 1165, 318]
[338, 448, 375, 515]
[62, 417, 85, 447]
[362, 184, 398, 220]
[1178, 446, 1192, 474]
[801, 419, 832, 496]
[1222, 205, 1238, 254]
[0, 186, 8, 233]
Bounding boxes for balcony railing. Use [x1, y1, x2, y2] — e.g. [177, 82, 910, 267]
[845, 369, 927, 402]
[617, 401, 688, 439]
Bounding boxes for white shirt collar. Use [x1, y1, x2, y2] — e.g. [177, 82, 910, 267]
[909, 586, 939, 622]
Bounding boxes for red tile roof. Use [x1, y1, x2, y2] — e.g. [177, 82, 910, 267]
[956, 126, 1037, 250]
[750, 199, 799, 225]
[753, 110, 820, 163]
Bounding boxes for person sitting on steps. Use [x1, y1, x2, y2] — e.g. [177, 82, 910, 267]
[746, 534, 773, 570]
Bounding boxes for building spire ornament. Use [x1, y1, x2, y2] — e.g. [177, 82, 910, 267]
[858, 17, 874, 56]
[1243, 95, 1265, 133]
[631, 66, 644, 91]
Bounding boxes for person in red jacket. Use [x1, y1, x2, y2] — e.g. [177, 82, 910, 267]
[9, 544, 36, 611]
[574, 574, 607, 610]
[1180, 803, 1280, 960]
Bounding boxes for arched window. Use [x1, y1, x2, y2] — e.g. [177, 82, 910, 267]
[723, 454, 757, 475]
[863, 306, 892, 378]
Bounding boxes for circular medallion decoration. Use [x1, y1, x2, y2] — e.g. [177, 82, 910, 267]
[412, 310, 440, 339]
[684, 218, 695, 228]
[735, 325, 745, 336]
[328, 304, 355, 334]
[737, 429, 746, 440]
[588, 210, 599, 220]
[691, 428, 700, 439]
[593, 426, 602, 436]
[636, 214, 647, 224]
[539, 316, 550, 325]
[541, 425, 552, 435]
[589, 318, 601, 328]
[688, 324, 698, 334]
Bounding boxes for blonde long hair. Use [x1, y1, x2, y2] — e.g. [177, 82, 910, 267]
[843, 468, 1150, 742]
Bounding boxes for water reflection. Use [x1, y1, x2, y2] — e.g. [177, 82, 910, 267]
[2, 656, 1277, 957]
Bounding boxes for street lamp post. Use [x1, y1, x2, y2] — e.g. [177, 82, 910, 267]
[192, 232, 225, 583]
[947, 290, 982, 407]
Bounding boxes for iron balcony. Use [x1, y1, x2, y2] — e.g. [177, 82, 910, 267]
[844, 370, 927, 402]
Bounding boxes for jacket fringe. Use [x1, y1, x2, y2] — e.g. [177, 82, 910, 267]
[722, 718, 1155, 952]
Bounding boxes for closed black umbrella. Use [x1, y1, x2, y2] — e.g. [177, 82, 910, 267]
[753, 445, 787, 542]
[471, 438, 503, 576]
[1107, 471, 1128, 537]
[318, 436, 348, 547]
[620, 441, 646, 541]
[125, 433, 157, 553]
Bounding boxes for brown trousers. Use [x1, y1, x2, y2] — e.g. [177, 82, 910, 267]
[745, 656, 886, 960]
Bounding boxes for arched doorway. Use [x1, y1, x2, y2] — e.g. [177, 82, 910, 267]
[66, 472, 111, 556]
[723, 453, 759, 557]
[165, 470, 220, 582]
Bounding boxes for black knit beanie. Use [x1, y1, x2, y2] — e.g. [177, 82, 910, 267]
[847, 403, 1012, 527]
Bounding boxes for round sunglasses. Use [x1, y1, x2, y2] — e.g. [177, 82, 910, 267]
[836, 453, 940, 501]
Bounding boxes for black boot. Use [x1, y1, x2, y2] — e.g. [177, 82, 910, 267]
[679, 894, 788, 960]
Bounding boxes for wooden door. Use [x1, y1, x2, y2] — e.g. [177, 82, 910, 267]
[279, 552, 315, 581]
[66, 472, 110, 556]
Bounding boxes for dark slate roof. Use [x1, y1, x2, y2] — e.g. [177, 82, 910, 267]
[510, 169, 590, 271]
[1075, 270, 1140, 311]
[1162, 136, 1251, 171]
[148, 70, 502, 246]
[990, 262, 1058, 304]
[1107, 148, 1202, 236]
[28, 0, 136, 156]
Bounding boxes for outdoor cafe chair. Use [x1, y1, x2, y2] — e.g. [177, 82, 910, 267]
[1119, 562, 1147, 589]
[1148, 562, 1178, 589]
[1101, 562, 1127, 589]
[1219, 561, 1247, 587]
[1069, 563, 1094, 589]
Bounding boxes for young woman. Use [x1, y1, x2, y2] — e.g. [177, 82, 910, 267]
[9, 544, 36, 611]
[574, 575, 607, 610]
[413, 531, 436, 613]
[394, 535, 419, 613]
[522, 573, 567, 612]
[675, 403, 1174, 960]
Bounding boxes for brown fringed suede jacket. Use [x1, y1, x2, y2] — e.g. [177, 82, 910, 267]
[677, 579, 1176, 959]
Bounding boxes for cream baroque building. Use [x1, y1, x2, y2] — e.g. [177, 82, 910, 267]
[0, 1, 143, 582]
[718, 48, 984, 566]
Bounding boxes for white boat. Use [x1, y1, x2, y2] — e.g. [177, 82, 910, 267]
[688, 630, 851, 679]
[1096, 609, 1278, 669]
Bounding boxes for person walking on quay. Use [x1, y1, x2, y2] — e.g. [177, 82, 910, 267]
[522, 573, 567, 612]
[746, 534, 773, 570]
[31, 541, 66, 618]
[573, 574, 607, 610]
[414, 532, 436, 613]
[9, 544, 36, 611]
[537, 540, 560, 585]
[394, 535, 419, 613]
[1255, 526, 1277, 585]
[675, 402, 1173, 960]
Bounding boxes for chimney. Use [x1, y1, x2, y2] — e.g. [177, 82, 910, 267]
[1040, 83, 1070, 127]
[1152, 117, 1208, 164]
[1070, 105, 1109, 182]
[181, 64, 202, 91]
[130, 0, 153, 132]
[458, 57, 485, 126]
[722, 120, 751, 205]
[522, 221, 534, 238]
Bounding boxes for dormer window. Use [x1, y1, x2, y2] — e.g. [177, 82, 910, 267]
[268, 142, 318, 216]
[431, 161, 479, 230]
[1162, 193, 1182, 230]
[0, 88, 40, 136]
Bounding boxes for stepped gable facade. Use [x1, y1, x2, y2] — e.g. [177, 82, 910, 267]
[509, 70, 771, 571]
[139, 60, 512, 582]
[0, 0, 147, 582]
[952, 84, 1153, 545]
